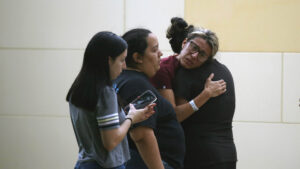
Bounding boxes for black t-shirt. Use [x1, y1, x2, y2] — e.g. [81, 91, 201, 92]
[114, 70, 185, 169]
[174, 59, 237, 167]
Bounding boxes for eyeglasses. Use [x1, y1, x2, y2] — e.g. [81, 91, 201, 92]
[188, 41, 208, 61]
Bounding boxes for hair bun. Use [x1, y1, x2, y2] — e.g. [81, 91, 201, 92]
[170, 17, 188, 30]
[167, 17, 192, 53]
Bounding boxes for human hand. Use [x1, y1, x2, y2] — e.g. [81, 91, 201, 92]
[204, 73, 226, 98]
[176, 43, 190, 60]
[127, 103, 156, 124]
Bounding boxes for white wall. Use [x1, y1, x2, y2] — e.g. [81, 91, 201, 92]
[218, 52, 300, 169]
[0, 0, 299, 169]
[0, 0, 184, 169]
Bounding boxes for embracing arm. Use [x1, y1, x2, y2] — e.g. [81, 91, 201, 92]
[130, 127, 164, 169]
[159, 88, 210, 122]
[159, 73, 226, 122]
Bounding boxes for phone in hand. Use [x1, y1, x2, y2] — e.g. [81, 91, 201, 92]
[123, 90, 157, 113]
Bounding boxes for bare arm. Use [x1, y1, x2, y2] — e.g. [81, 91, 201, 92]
[100, 104, 155, 151]
[130, 127, 164, 169]
[159, 88, 210, 122]
[100, 119, 132, 151]
[159, 73, 226, 122]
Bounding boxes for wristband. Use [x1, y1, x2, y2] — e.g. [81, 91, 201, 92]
[125, 117, 133, 124]
[189, 100, 199, 112]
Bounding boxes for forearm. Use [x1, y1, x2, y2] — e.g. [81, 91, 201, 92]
[114, 118, 132, 142]
[130, 128, 164, 169]
[159, 88, 211, 122]
[101, 118, 132, 151]
[175, 89, 211, 122]
[193, 88, 211, 109]
[158, 89, 176, 107]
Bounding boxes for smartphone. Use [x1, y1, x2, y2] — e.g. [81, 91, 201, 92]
[123, 90, 157, 113]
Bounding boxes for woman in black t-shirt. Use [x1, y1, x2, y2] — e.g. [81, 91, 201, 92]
[174, 60, 237, 169]
[152, 17, 237, 169]
[114, 28, 185, 169]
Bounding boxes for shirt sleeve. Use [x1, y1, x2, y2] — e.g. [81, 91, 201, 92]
[151, 66, 173, 89]
[96, 86, 120, 130]
[151, 55, 180, 89]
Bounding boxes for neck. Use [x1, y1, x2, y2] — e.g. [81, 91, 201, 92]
[125, 67, 141, 72]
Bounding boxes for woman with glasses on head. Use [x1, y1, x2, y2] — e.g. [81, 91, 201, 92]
[151, 17, 237, 169]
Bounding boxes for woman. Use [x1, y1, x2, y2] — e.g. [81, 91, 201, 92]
[150, 17, 227, 122]
[114, 28, 185, 169]
[66, 31, 155, 169]
[152, 18, 237, 169]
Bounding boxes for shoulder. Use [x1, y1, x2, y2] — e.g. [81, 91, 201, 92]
[97, 85, 117, 107]
[209, 60, 233, 78]
[116, 70, 148, 90]
[100, 86, 116, 100]
[151, 55, 179, 89]
[160, 54, 180, 69]
[119, 71, 150, 89]
[116, 70, 155, 101]
[215, 60, 232, 73]
[102, 86, 115, 95]
[117, 70, 148, 83]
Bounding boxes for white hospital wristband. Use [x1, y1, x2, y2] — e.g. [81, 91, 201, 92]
[189, 100, 199, 112]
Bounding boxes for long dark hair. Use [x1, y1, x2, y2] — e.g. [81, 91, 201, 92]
[122, 28, 151, 68]
[66, 31, 127, 111]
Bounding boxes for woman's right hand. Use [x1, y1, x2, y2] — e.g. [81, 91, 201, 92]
[126, 103, 156, 124]
[204, 73, 227, 98]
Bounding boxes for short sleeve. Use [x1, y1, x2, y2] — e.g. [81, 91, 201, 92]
[151, 66, 173, 89]
[96, 86, 120, 130]
[151, 55, 180, 89]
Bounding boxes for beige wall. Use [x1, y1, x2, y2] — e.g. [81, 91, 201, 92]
[186, 0, 300, 169]
[185, 0, 300, 52]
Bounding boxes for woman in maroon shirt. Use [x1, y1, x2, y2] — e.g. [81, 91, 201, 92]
[151, 17, 237, 169]
[151, 17, 226, 122]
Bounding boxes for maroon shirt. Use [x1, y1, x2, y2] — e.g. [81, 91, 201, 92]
[150, 54, 180, 89]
